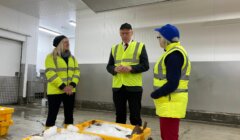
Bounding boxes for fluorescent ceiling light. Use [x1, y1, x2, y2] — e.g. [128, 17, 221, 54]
[69, 20, 76, 27]
[39, 27, 61, 36]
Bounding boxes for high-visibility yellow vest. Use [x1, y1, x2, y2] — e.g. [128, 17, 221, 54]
[45, 54, 80, 95]
[153, 42, 191, 118]
[111, 41, 144, 88]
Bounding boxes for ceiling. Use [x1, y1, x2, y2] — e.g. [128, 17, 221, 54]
[0, 0, 88, 37]
[82, 0, 175, 13]
[0, 0, 179, 37]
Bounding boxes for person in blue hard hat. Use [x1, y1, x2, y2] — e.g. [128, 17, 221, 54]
[151, 24, 191, 140]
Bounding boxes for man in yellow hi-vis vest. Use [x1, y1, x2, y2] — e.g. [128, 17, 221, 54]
[151, 24, 191, 140]
[45, 35, 80, 128]
[107, 23, 149, 126]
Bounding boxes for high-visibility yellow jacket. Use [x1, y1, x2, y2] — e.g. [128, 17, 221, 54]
[153, 42, 191, 118]
[111, 41, 144, 88]
[45, 54, 80, 95]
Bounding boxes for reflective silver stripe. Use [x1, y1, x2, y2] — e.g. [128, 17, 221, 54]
[45, 68, 56, 73]
[154, 73, 189, 80]
[72, 75, 80, 80]
[115, 60, 121, 64]
[61, 78, 68, 82]
[62, 77, 73, 82]
[121, 59, 139, 63]
[114, 44, 119, 64]
[175, 89, 188, 92]
[156, 57, 164, 79]
[181, 75, 190, 80]
[56, 68, 67, 71]
[181, 55, 189, 80]
[154, 73, 166, 79]
[68, 67, 75, 71]
[58, 67, 75, 71]
[46, 67, 77, 72]
[48, 74, 58, 82]
[132, 42, 140, 61]
[154, 86, 188, 93]
[74, 67, 80, 71]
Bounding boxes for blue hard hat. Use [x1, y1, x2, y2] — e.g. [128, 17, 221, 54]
[155, 24, 180, 42]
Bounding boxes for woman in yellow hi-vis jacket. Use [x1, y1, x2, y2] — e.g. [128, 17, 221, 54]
[151, 24, 191, 140]
[45, 35, 80, 128]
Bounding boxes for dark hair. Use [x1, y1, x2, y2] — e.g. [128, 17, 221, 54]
[120, 23, 132, 30]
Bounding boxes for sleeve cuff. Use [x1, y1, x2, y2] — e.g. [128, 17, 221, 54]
[70, 82, 77, 88]
[112, 66, 117, 75]
[151, 90, 162, 99]
[113, 71, 117, 75]
[59, 83, 67, 90]
[130, 65, 136, 73]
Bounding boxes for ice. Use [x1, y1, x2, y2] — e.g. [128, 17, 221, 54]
[29, 123, 133, 140]
[66, 125, 79, 132]
[45, 132, 102, 140]
[84, 123, 132, 139]
[29, 136, 44, 140]
[43, 126, 57, 137]
[30, 126, 102, 140]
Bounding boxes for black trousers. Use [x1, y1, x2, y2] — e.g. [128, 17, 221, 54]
[113, 86, 142, 126]
[46, 93, 75, 127]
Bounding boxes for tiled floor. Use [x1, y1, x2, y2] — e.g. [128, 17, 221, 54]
[1, 105, 240, 140]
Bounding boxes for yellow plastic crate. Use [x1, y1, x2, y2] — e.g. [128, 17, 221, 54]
[0, 120, 13, 136]
[23, 120, 151, 140]
[0, 107, 14, 122]
[76, 120, 151, 140]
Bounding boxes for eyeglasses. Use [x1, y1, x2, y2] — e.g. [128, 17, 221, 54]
[157, 36, 161, 39]
[120, 31, 132, 36]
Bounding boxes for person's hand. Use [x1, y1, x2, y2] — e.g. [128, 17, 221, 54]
[63, 86, 70, 94]
[64, 86, 73, 95]
[114, 66, 122, 73]
[115, 65, 132, 73]
[67, 86, 74, 95]
[120, 66, 132, 73]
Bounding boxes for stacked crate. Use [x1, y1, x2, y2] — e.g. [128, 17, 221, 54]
[0, 106, 14, 136]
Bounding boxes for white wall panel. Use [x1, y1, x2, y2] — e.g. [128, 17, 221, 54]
[76, 0, 240, 63]
[36, 32, 54, 73]
[0, 5, 39, 65]
[0, 38, 21, 76]
[36, 33, 76, 74]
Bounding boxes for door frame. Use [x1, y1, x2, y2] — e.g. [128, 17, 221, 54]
[0, 28, 30, 104]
